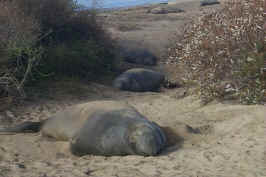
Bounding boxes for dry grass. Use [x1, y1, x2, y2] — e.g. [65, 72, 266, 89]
[168, 0, 265, 104]
[0, 0, 41, 100]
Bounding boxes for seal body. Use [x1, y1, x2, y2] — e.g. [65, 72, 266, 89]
[121, 48, 157, 66]
[113, 68, 165, 92]
[41, 101, 166, 156]
[200, 0, 220, 6]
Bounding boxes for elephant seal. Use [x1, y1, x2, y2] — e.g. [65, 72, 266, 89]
[147, 6, 184, 14]
[0, 101, 166, 156]
[113, 68, 165, 92]
[121, 48, 157, 66]
[200, 0, 220, 6]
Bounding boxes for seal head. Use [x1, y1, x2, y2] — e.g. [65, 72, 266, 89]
[129, 123, 166, 156]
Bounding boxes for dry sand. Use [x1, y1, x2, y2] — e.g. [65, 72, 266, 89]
[0, 1, 265, 177]
[0, 84, 265, 177]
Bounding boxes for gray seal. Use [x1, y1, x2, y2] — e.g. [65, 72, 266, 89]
[121, 48, 157, 66]
[0, 101, 166, 156]
[200, 0, 220, 6]
[113, 68, 165, 92]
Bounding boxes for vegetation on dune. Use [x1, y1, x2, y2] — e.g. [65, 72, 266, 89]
[1, 0, 265, 107]
[0, 0, 117, 103]
[169, 0, 265, 104]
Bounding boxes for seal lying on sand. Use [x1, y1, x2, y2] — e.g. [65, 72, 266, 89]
[121, 48, 157, 66]
[113, 68, 165, 92]
[0, 101, 166, 156]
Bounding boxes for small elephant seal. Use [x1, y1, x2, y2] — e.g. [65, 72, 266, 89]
[113, 68, 165, 92]
[200, 0, 220, 6]
[0, 101, 166, 156]
[121, 48, 157, 66]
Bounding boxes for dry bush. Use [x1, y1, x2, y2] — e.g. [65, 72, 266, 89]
[17, 0, 117, 77]
[0, 0, 42, 101]
[0, 0, 117, 106]
[17, 0, 87, 43]
[168, 0, 265, 104]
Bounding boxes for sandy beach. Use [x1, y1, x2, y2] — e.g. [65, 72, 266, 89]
[0, 1, 265, 177]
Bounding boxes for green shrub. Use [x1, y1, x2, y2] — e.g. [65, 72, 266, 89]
[17, 0, 117, 78]
[0, 0, 117, 101]
[237, 44, 266, 104]
[42, 40, 116, 77]
[16, 0, 106, 44]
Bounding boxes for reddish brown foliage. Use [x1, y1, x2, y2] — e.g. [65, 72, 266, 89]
[168, 0, 265, 104]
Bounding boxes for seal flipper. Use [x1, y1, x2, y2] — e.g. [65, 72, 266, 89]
[0, 121, 44, 133]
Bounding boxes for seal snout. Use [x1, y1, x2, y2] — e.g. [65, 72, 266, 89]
[136, 134, 161, 156]
[133, 124, 166, 156]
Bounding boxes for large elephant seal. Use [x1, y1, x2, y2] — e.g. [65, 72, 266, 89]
[113, 68, 165, 92]
[0, 101, 166, 156]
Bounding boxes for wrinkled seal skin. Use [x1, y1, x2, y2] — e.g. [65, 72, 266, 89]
[113, 68, 165, 92]
[0, 101, 166, 156]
